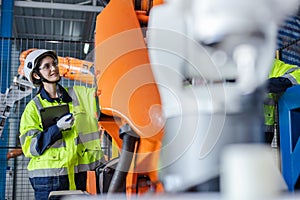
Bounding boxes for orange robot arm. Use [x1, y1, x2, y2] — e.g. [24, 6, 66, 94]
[134, 0, 164, 24]
[95, 0, 164, 195]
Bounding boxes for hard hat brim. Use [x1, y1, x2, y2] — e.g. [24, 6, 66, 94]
[34, 51, 58, 70]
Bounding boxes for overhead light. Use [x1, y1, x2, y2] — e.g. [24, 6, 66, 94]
[84, 43, 90, 54]
[47, 40, 61, 44]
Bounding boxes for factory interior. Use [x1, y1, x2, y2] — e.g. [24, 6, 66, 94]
[1, 0, 300, 199]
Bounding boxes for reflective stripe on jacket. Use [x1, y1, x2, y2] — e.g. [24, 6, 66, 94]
[19, 85, 103, 190]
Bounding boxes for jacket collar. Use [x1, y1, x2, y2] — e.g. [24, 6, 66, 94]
[40, 84, 72, 103]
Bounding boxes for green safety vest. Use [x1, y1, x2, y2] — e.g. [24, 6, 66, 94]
[264, 59, 300, 132]
[19, 86, 103, 190]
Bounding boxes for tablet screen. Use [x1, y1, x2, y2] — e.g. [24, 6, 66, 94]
[40, 104, 69, 129]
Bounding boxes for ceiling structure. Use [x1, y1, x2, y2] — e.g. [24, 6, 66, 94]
[1, 0, 109, 59]
[12, 0, 106, 42]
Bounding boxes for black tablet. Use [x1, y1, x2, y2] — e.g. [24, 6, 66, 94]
[40, 104, 69, 129]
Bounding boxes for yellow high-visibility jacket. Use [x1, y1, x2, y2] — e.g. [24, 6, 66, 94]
[264, 59, 300, 132]
[19, 85, 103, 190]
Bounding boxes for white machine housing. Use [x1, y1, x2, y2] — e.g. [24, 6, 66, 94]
[147, 0, 297, 192]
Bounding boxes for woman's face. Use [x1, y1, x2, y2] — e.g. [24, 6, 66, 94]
[35, 56, 60, 83]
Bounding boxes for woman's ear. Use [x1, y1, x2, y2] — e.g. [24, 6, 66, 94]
[32, 72, 40, 80]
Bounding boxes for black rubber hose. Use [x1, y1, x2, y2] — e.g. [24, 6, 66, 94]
[108, 132, 138, 193]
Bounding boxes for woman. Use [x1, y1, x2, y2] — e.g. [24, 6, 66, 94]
[19, 49, 103, 200]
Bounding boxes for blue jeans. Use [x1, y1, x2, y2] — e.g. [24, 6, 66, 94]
[29, 172, 87, 200]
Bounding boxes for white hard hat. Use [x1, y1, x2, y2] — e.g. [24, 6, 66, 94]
[23, 49, 58, 84]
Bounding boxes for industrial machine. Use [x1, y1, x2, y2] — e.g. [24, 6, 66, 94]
[2, 0, 299, 198]
[146, 0, 297, 192]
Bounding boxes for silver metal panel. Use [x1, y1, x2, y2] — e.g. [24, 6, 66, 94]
[12, 0, 104, 53]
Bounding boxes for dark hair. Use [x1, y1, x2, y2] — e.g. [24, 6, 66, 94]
[31, 69, 42, 85]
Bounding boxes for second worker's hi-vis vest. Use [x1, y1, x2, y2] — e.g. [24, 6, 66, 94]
[264, 59, 300, 132]
[19, 86, 103, 190]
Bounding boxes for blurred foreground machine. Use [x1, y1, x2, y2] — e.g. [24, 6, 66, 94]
[146, 0, 296, 192]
